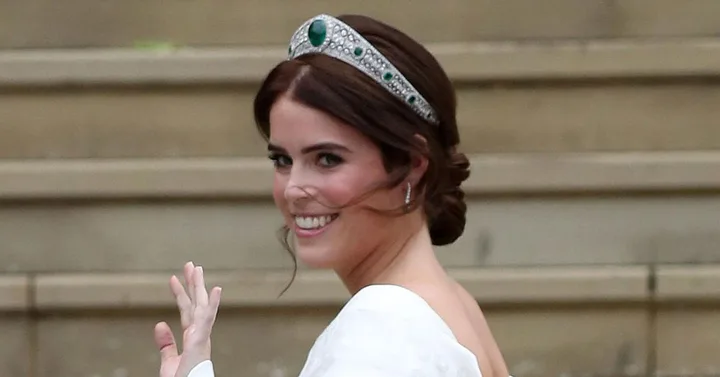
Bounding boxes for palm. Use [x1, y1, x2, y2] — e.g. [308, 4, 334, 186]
[159, 355, 180, 377]
[154, 262, 222, 377]
[157, 326, 199, 377]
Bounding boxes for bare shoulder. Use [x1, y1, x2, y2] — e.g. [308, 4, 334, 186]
[407, 281, 509, 377]
[452, 282, 509, 377]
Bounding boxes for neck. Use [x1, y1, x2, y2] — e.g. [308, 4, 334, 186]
[336, 215, 448, 295]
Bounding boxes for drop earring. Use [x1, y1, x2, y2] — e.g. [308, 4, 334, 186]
[404, 182, 412, 207]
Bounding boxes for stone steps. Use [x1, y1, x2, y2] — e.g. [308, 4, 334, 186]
[2, 0, 720, 49]
[1, 265, 719, 377]
[2, 155, 715, 376]
[2, 5, 720, 375]
[2, 265, 717, 309]
[12, 301, 655, 377]
[6, 80, 720, 158]
[2, 193, 718, 271]
[1, 152, 719, 273]
[2, 152, 719, 199]
[2, 39, 720, 159]
[4, 39, 720, 85]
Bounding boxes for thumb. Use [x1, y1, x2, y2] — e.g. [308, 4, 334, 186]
[154, 321, 178, 362]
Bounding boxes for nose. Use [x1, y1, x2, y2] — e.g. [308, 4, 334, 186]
[285, 184, 310, 204]
[284, 167, 314, 205]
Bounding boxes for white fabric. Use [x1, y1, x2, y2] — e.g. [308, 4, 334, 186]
[299, 284, 481, 377]
[188, 284, 482, 377]
[188, 360, 214, 377]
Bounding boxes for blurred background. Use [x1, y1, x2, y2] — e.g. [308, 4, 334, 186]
[1, 1, 720, 376]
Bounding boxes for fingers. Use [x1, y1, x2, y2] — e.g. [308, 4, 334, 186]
[172, 262, 223, 341]
[192, 285, 222, 341]
[191, 267, 222, 338]
[194, 266, 209, 307]
[208, 286, 222, 324]
[184, 261, 196, 304]
[170, 275, 192, 329]
[160, 262, 223, 374]
[154, 321, 178, 362]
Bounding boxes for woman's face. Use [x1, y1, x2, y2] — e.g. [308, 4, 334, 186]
[267, 95, 404, 270]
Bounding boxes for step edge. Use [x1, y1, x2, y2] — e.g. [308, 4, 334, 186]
[3, 38, 720, 85]
[32, 266, 651, 310]
[1, 151, 719, 200]
[0, 275, 30, 310]
[656, 265, 720, 301]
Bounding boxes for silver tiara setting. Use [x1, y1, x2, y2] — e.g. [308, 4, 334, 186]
[287, 14, 440, 125]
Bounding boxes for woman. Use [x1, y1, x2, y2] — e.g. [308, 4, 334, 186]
[152, 13, 509, 377]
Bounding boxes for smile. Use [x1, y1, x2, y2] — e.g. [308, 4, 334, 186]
[294, 214, 339, 230]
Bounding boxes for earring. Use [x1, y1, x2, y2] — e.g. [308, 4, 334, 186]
[404, 182, 412, 206]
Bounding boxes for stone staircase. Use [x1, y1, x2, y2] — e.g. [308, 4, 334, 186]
[1, 1, 720, 377]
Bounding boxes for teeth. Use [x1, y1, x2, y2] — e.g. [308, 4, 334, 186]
[295, 215, 336, 230]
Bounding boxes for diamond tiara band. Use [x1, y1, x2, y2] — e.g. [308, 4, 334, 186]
[287, 14, 440, 125]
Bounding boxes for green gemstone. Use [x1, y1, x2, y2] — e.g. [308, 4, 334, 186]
[307, 19, 327, 47]
[288, 45, 292, 55]
[353, 47, 363, 56]
[383, 72, 393, 81]
[407, 95, 416, 104]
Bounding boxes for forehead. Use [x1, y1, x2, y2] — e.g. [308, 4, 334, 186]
[268, 96, 376, 152]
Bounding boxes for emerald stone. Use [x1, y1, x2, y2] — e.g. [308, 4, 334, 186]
[308, 19, 327, 47]
[353, 47, 363, 56]
[383, 72, 393, 81]
[407, 95, 416, 104]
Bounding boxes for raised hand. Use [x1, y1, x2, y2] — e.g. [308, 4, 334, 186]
[154, 262, 222, 377]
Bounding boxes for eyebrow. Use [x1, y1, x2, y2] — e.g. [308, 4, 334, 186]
[267, 142, 352, 154]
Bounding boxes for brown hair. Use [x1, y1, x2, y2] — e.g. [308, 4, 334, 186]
[253, 15, 470, 283]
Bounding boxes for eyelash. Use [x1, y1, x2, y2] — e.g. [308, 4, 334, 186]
[267, 152, 344, 169]
[268, 153, 292, 168]
[317, 152, 344, 167]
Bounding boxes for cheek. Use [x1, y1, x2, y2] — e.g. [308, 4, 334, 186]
[272, 174, 288, 212]
[317, 177, 358, 208]
[323, 170, 396, 219]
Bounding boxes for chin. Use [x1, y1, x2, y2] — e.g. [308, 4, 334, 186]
[293, 242, 340, 269]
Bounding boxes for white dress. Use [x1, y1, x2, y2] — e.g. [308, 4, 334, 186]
[188, 284, 483, 377]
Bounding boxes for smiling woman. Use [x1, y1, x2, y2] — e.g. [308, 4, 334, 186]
[154, 13, 509, 377]
[266, 138, 350, 243]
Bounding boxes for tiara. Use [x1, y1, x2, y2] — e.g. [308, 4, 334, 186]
[287, 14, 440, 125]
